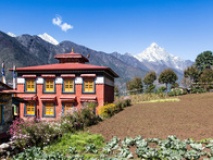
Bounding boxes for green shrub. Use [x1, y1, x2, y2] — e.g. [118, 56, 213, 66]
[60, 111, 84, 133]
[10, 120, 62, 148]
[156, 86, 167, 98]
[10, 105, 101, 150]
[114, 97, 131, 109]
[98, 98, 131, 119]
[44, 132, 105, 159]
[168, 88, 187, 97]
[80, 107, 100, 127]
[98, 103, 116, 119]
[191, 86, 207, 94]
[145, 84, 156, 93]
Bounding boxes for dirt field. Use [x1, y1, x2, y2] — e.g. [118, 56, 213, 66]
[89, 93, 213, 141]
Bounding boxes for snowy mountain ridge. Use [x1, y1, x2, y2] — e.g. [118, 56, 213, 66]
[7, 32, 17, 37]
[134, 42, 193, 71]
[38, 33, 59, 45]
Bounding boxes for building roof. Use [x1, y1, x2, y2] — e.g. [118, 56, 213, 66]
[11, 50, 119, 77]
[0, 81, 12, 91]
[14, 63, 119, 77]
[54, 50, 89, 63]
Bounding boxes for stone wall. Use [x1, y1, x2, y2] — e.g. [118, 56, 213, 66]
[0, 94, 13, 136]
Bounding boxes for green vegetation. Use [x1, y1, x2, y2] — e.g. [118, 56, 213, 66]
[183, 51, 213, 92]
[98, 98, 131, 119]
[158, 68, 178, 90]
[9, 106, 99, 149]
[130, 93, 180, 104]
[142, 98, 180, 103]
[143, 71, 157, 93]
[12, 134, 213, 159]
[43, 132, 105, 159]
[195, 50, 213, 72]
[126, 76, 143, 94]
[130, 93, 167, 104]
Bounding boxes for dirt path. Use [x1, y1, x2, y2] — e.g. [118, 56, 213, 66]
[89, 93, 213, 141]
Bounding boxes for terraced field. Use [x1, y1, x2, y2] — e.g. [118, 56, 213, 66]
[89, 93, 213, 141]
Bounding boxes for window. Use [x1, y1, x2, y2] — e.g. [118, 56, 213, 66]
[83, 79, 95, 93]
[26, 79, 35, 92]
[63, 102, 75, 114]
[43, 102, 55, 117]
[63, 79, 74, 93]
[44, 79, 55, 92]
[25, 102, 35, 116]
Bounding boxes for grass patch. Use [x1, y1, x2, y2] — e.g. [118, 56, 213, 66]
[43, 132, 105, 158]
[130, 93, 166, 104]
[127, 93, 181, 104]
[142, 98, 180, 103]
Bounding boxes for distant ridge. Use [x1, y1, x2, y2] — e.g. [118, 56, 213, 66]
[0, 30, 147, 89]
[0, 30, 193, 88]
[7, 32, 16, 37]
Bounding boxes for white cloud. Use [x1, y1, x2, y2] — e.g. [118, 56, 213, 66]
[52, 15, 73, 32]
[61, 23, 73, 32]
[52, 16, 62, 26]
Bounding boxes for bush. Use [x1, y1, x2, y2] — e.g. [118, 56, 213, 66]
[115, 98, 131, 109]
[191, 86, 207, 94]
[60, 111, 84, 133]
[80, 107, 100, 127]
[156, 86, 167, 98]
[10, 105, 101, 150]
[61, 106, 100, 132]
[98, 103, 116, 119]
[10, 119, 62, 148]
[145, 84, 156, 93]
[168, 88, 187, 97]
[98, 98, 131, 119]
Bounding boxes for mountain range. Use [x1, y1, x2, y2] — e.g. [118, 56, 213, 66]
[0, 30, 193, 90]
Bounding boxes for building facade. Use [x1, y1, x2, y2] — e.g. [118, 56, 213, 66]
[14, 50, 118, 121]
[0, 82, 13, 139]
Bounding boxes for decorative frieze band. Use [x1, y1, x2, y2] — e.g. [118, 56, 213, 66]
[17, 76, 114, 86]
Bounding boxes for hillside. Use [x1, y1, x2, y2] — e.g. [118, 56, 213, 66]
[0, 31, 148, 89]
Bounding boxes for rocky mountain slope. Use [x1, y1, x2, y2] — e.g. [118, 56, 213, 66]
[0, 30, 194, 89]
[0, 31, 148, 89]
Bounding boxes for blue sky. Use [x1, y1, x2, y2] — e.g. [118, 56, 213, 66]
[1, 0, 213, 61]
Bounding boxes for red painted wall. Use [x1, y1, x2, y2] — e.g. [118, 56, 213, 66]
[16, 81, 112, 120]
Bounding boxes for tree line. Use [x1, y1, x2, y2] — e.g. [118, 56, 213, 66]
[183, 50, 213, 92]
[118, 50, 213, 95]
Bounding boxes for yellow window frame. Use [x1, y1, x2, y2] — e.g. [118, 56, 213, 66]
[64, 79, 74, 92]
[84, 79, 94, 93]
[45, 79, 54, 92]
[26, 102, 35, 115]
[45, 102, 54, 116]
[26, 79, 35, 92]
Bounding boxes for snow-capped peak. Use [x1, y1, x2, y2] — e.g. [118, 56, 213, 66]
[134, 42, 192, 71]
[38, 33, 59, 45]
[7, 32, 16, 37]
[134, 42, 178, 62]
[150, 42, 158, 48]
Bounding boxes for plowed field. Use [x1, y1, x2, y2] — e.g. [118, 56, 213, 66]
[89, 93, 213, 140]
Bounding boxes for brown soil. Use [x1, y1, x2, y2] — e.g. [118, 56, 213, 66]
[89, 93, 213, 141]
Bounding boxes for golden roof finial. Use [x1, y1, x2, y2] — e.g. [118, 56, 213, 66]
[71, 48, 74, 53]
